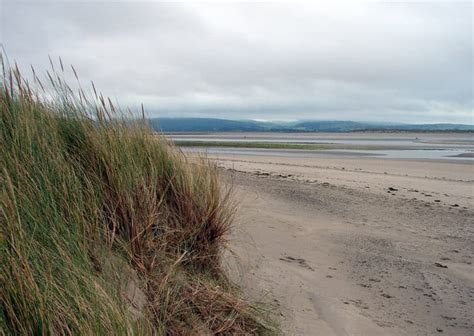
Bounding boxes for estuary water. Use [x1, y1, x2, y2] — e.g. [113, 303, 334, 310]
[167, 132, 474, 161]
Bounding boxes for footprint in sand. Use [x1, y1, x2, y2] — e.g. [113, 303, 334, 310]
[279, 255, 315, 271]
[381, 293, 394, 299]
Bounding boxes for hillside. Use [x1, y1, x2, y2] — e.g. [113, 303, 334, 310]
[149, 117, 269, 132]
[150, 118, 473, 133]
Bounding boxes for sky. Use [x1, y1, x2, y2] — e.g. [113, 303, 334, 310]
[1, 0, 473, 123]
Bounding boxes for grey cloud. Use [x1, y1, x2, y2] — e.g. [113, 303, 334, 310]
[1, 0, 472, 123]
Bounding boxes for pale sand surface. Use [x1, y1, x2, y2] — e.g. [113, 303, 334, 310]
[214, 154, 473, 335]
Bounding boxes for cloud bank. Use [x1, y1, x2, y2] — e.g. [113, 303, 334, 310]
[1, 0, 472, 123]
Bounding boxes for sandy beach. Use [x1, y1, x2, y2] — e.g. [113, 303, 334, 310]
[217, 154, 474, 335]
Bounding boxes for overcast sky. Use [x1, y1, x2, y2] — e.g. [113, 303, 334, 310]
[1, 0, 472, 123]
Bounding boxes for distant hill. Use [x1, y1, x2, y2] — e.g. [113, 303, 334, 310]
[293, 120, 378, 132]
[149, 118, 474, 133]
[148, 118, 270, 132]
[292, 121, 474, 132]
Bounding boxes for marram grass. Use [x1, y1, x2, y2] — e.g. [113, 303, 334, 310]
[0, 57, 276, 335]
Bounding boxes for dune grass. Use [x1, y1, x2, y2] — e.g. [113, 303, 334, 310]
[0, 57, 276, 335]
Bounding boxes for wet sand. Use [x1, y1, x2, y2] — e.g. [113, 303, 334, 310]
[217, 154, 474, 335]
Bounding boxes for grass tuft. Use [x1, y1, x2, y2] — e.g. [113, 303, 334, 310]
[0, 56, 276, 335]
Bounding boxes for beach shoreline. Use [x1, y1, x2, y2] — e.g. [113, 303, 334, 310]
[216, 154, 474, 335]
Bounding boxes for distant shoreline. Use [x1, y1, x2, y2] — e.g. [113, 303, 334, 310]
[148, 117, 474, 133]
[160, 130, 474, 135]
[169, 136, 474, 152]
[173, 140, 454, 152]
[169, 132, 474, 161]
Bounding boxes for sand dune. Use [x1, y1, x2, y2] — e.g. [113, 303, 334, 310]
[218, 155, 473, 335]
